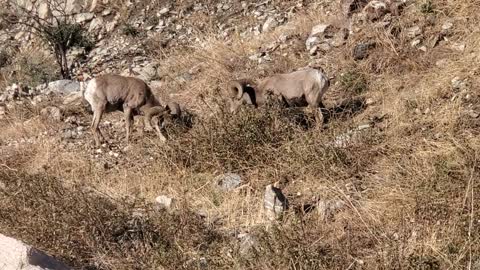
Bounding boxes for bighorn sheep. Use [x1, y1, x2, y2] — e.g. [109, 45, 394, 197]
[227, 68, 330, 121]
[82, 74, 173, 146]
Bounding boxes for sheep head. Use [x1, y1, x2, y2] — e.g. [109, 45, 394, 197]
[227, 79, 256, 113]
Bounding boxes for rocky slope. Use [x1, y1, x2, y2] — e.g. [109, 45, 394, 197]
[1, 0, 480, 269]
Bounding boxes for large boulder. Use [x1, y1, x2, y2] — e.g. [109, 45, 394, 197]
[46, 80, 81, 94]
[0, 234, 71, 270]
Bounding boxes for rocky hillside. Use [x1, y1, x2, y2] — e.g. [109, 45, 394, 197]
[1, 0, 480, 269]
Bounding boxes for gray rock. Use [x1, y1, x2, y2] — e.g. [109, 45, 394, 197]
[451, 77, 468, 91]
[38, 2, 52, 19]
[442, 21, 454, 31]
[238, 233, 258, 256]
[88, 17, 104, 32]
[306, 23, 338, 53]
[362, 0, 387, 21]
[305, 36, 320, 51]
[75, 12, 94, 24]
[317, 200, 346, 221]
[216, 173, 242, 191]
[314, 24, 335, 36]
[40, 106, 63, 122]
[332, 124, 371, 148]
[155, 195, 175, 211]
[65, 0, 85, 14]
[467, 110, 479, 119]
[451, 43, 466, 52]
[262, 17, 278, 32]
[264, 184, 288, 221]
[406, 26, 422, 38]
[159, 7, 170, 15]
[46, 80, 80, 94]
[0, 233, 71, 270]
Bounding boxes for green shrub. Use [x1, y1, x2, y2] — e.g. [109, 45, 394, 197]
[339, 70, 368, 95]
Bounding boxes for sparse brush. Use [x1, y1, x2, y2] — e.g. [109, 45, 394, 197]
[339, 70, 368, 95]
[420, 0, 435, 14]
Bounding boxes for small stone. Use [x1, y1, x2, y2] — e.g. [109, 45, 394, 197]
[451, 77, 468, 91]
[309, 45, 319, 55]
[238, 233, 258, 256]
[310, 24, 334, 37]
[353, 42, 375, 60]
[215, 173, 242, 191]
[357, 124, 371, 130]
[155, 195, 175, 211]
[75, 12, 95, 24]
[406, 26, 422, 38]
[38, 2, 52, 19]
[262, 17, 278, 32]
[40, 106, 62, 122]
[317, 42, 332, 52]
[264, 184, 288, 221]
[411, 39, 421, 47]
[159, 7, 170, 15]
[468, 111, 479, 118]
[305, 36, 319, 51]
[89, 17, 104, 32]
[363, 0, 387, 21]
[451, 43, 466, 52]
[442, 21, 454, 31]
[317, 200, 346, 221]
[418, 46, 427, 52]
[102, 9, 112, 16]
[0, 105, 5, 115]
[365, 98, 375, 105]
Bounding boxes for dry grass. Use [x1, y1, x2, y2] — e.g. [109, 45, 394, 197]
[1, 0, 480, 269]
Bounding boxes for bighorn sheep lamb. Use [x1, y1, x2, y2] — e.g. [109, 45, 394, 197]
[82, 74, 173, 146]
[227, 68, 330, 121]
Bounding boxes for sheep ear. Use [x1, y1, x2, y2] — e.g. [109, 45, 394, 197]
[242, 92, 254, 105]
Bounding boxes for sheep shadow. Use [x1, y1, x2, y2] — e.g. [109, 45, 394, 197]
[324, 96, 367, 124]
[276, 96, 367, 130]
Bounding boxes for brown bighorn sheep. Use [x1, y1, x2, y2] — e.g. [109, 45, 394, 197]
[83, 74, 172, 146]
[227, 68, 330, 121]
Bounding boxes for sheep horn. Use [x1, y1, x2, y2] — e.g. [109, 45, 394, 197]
[228, 80, 244, 100]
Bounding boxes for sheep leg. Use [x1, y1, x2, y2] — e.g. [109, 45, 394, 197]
[308, 105, 324, 126]
[124, 107, 133, 144]
[318, 101, 329, 124]
[91, 107, 104, 147]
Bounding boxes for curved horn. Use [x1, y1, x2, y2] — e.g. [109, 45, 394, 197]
[228, 80, 244, 100]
